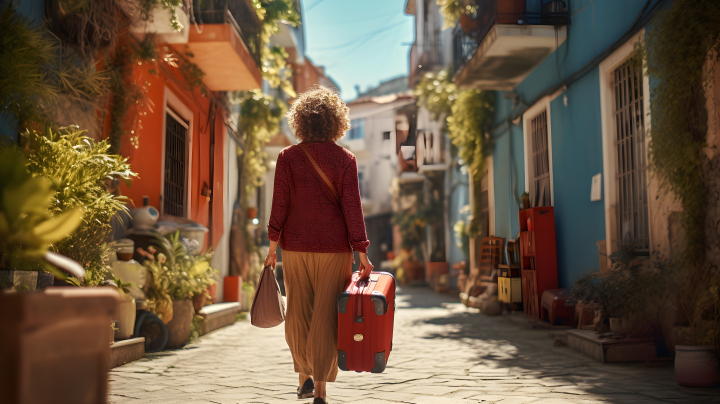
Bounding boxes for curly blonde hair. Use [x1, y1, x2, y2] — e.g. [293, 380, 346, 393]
[286, 85, 351, 142]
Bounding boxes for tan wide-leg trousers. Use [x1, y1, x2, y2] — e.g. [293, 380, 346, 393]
[282, 250, 353, 382]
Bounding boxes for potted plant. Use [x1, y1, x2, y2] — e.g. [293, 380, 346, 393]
[143, 232, 219, 349]
[0, 148, 84, 290]
[0, 148, 121, 403]
[671, 264, 720, 386]
[109, 278, 137, 341]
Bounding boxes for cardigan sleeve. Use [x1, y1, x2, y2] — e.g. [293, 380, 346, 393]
[267, 150, 290, 242]
[341, 155, 370, 254]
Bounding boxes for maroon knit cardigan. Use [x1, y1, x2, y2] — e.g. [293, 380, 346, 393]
[267, 142, 370, 254]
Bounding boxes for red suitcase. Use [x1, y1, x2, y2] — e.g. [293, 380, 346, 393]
[337, 271, 396, 373]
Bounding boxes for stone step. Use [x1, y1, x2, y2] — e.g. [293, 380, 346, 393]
[198, 302, 241, 335]
[110, 337, 145, 368]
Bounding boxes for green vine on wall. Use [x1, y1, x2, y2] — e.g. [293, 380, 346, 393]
[414, 69, 495, 238]
[232, 90, 287, 199]
[636, 0, 720, 266]
[631, 0, 720, 346]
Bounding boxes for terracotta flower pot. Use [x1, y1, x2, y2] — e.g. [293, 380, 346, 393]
[114, 294, 137, 340]
[208, 284, 217, 304]
[675, 345, 720, 387]
[247, 207, 258, 219]
[192, 292, 207, 314]
[165, 299, 193, 349]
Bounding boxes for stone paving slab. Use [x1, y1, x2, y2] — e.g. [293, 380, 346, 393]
[109, 286, 720, 404]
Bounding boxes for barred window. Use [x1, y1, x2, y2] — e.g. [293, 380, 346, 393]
[164, 111, 188, 217]
[613, 61, 649, 252]
[530, 111, 551, 207]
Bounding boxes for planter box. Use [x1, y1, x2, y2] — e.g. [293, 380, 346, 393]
[567, 329, 657, 363]
[0, 287, 119, 404]
[0, 270, 38, 292]
[198, 302, 241, 335]
[110, 337, 145, 369]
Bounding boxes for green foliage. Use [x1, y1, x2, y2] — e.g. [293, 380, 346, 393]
[22, 126, 137, 286]
[632, 0, 720, 346]
[0, 148, 82, 273]
[253, 0, 300, 97]
[414, 70, 457, 120]
[263, 46, 296, 98]
[447, 90, 495, 182]
[187, 314, 204, 344]
[144, 232, 219, 323]
[638, 0, 720, 265]
[0, 5, 109, 126]
[138, 0, 185, 31]
[414, 70, 494, 239]
[391, 197, 442, 262]
[437, 0, 477, 29]
[232, 90, 287, 198]
[453, 206, 471, 260]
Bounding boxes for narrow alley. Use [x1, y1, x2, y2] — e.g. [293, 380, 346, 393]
[109, 287, 715, 404]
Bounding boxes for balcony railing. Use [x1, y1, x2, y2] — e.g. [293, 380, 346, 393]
[453, 0, 569, 73]
[193, 0, 262, 68]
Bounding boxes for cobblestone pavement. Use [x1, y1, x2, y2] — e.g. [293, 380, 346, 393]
[110, 286, 720, 404]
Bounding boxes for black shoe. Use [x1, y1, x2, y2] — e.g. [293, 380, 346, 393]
[313, 398, 327, 404]
[297, 378, 314, 399]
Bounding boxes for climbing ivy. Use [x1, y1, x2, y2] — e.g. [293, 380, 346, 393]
[636, 0, 720, 265]
[232, 90, 287, 199]
[414, 70, 494, 238]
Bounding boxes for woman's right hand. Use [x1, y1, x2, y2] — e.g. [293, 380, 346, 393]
[358, 252, 373, 279]
[264, 251, 277, 268]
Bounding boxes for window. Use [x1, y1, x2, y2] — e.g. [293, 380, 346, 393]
[347, 119, 364, 140]
[530, 111, 551, 207]
[382, 131, 391, 140]
[613, 61, 649, 251]
[164, 111, 188, 217]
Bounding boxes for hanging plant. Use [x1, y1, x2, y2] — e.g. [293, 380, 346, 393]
[437, 0, 477, 30]
[0, 5, 109, 127]
[47, 0, 122, 59]
[232, 90, 287, 198]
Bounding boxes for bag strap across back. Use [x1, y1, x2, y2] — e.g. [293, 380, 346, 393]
[298, 143, 355, 262]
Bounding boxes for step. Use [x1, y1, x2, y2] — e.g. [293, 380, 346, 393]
[198, 302, 241, 335]
[110, 337, 145, 368]
[567, 329, 657, 363]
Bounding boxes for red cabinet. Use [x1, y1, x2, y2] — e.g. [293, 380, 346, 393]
[519, 207, 558, 318]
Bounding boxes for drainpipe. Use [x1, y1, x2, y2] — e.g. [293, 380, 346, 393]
[207, 98, 217, 248]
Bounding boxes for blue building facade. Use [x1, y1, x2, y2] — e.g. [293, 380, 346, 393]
[462, 0, 670, 289]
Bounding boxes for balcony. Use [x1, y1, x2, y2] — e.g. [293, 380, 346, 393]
[409, 41, 443, 87]
[452, 0, 569, 90]
[182, 0, 262, 91]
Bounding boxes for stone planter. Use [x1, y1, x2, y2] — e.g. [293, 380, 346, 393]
[0, 270, 38, 292]
[675, 345, 720, 387]
[0, 287, 119, 404]
[165, 299, 193, 349]
[114, 294, 137, 340]
[609, 317, 633, 334]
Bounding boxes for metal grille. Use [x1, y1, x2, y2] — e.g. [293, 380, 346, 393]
[531, 111, 551, 207]
[614, 62, 649, 251]
[164, 112, 187, 217]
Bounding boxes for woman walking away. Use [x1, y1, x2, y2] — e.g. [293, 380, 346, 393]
[264, 85, 373, 404]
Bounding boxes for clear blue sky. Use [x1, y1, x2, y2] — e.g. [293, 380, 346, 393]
[302, 0, 415, 100]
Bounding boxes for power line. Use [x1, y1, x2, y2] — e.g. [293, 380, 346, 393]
[306, 0, 328, 12]
[310, 19, 409, 51]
